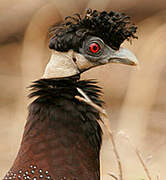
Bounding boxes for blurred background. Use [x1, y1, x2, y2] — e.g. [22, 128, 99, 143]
[0, 0, 166, 179]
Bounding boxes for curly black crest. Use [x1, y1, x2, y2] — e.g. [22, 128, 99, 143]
[49, 8, 137, 52]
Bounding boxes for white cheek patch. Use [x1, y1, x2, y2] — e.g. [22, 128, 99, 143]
[43, 50, 80, 78]
[43, 50, 96, 79]
[73, 52, 94, 71]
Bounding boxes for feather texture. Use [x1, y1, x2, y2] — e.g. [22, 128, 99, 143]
[49, 8, 137, 52]
[6, 75, 103, 179]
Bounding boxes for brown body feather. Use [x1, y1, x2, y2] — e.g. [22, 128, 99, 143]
[4, 76, 102, 179]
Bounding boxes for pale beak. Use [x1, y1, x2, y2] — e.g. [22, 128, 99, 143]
[109, 47, 138, 66]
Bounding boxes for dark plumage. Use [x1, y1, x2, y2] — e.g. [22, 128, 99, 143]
[8, 76, 102, 179]
[27, 75, 103, 151]
[49, 8, 137, 51]
[4, 9, 138, 180]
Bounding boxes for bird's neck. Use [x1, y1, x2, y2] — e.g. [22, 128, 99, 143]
[9, 76, 102, 179]
[43, 50, 80, 78]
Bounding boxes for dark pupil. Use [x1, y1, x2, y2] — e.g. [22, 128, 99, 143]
[93, 46, 97, 50]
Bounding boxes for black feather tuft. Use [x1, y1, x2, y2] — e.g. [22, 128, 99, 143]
[49, 8, 137, 52]
[27, 76, 103, 151]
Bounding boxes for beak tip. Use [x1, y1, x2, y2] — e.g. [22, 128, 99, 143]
[110, 47, 139, 67]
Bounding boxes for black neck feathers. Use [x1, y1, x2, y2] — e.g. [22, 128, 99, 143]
[9, 76, 103, 179]
[27, 75, 103, 150]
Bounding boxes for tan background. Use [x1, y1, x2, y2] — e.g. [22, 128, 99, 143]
[0, 0, 166, 179]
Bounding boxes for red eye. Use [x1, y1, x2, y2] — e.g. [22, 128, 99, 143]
[89, 43, 100, 53]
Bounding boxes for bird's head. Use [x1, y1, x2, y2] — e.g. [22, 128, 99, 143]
[43, 9, 138, 78]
